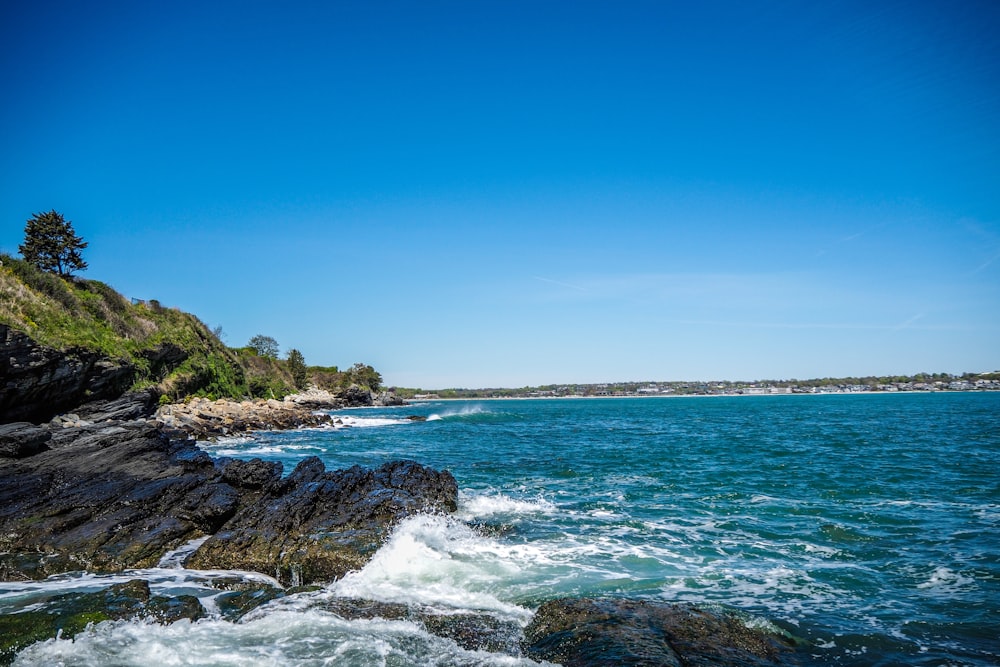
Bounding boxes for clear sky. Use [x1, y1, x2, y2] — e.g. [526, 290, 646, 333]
[2, 1, 999, 388]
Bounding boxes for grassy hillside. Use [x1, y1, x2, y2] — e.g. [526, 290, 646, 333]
[0, 253, 296, 401]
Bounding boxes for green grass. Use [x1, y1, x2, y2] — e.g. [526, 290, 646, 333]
[0, 254, 263, 400]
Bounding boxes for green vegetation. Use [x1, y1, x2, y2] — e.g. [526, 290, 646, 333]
[1, 252, 387, 403]
[287, 348, 308, 389]
[18, 210, 88, 277]
[1, 252, 250, 400]
[247, 334, 279, 359]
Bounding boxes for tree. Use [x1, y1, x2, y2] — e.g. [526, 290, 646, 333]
[349, 362, 383, 392]
[247, 334, 279, 359]
[287, 348, 308, 389]
[19, 210, 88, 276]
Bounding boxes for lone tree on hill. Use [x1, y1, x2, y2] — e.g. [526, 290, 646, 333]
[247, 334, 279, 359]
[19, 210, 88, 276]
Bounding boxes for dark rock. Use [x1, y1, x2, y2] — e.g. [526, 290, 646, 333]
[406, 415, 428, 421]
[220, 457, 283, 489]
[214, 586, 284, 621]
[73, 390, 158, 423]
[186, 459, 458, 585]
[422, 613, 524, 655]
[339, 384, 374, 406]
[523, 598, 796, 667]
[0, 422, 51, 458]
[315, 597, 522, 655]
[373, 391, 406, 406]
[0, 323, 135, 424]
[1, 407, 458, 587]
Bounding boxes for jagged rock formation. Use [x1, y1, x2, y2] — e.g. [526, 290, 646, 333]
[0, 324, 135, 424]
[523, 597, 797, 666]
[0, 393, 457, 586]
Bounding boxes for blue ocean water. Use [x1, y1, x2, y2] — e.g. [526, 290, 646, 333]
[6, 393, 999, 665]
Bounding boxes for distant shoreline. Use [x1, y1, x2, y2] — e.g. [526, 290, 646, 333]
[402, 388, 999, 403]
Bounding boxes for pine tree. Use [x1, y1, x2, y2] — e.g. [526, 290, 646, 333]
[19, 210, 88, 276]
[287, 349, 308, 389]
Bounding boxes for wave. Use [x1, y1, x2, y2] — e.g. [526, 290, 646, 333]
[330, 514, 534, 623]
[12, 611, 545, 667]
[456, 492, 557, 520]
[427, 404, 490, 421]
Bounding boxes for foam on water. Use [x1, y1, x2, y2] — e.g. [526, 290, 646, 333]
[427, 404, 489, 420]
[330, 514, 534, 623]
[12, 611, 547, 667]
[456, 491, 557, 521]
[0, 566, 282, 617]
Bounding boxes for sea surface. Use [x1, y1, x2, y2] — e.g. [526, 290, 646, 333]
[3, 393, 999, 666]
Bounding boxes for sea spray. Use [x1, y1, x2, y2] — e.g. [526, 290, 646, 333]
[331, 514, 534, 623]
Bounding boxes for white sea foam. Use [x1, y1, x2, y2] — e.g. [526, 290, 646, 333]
[456, 492, 557, 520]
[915, 566, 976, 594]
[332, 415, 415, 428]
[0, 566, 282, 617]
[427, 404, 489, 421]
[157, 535, 211, 568]
[330, 514, 535, 623]
[12, 611, 546, 667]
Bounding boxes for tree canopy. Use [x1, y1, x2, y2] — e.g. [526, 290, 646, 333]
[349, 362, 383, 392]
[247, 334, 279, 359]
[286, 348, 308, 389]
[19, 210, 88, 277]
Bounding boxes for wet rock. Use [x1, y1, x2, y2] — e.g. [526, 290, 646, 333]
[316, 597, 523, 655]
[186, 458, 458, 586]
[422, 613, 524, 655]
[215, 587, 284, 621]
[523, 598, 797, 667]
[220, 458, 283, 489]
[0, 422, 51, 458]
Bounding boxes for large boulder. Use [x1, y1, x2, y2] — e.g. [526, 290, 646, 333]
[523, 598, 797, 667]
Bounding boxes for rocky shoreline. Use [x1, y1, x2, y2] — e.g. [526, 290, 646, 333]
[1, 387, 799, 665]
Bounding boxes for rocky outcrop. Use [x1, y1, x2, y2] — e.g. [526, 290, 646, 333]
[186, 458, 458, 583]
[523, 598, 797, 666]
[338, 384, 407, 407]
[0, 394, 458, 586]
[155, 396, 335, 439]
[0, 324, 136, 424]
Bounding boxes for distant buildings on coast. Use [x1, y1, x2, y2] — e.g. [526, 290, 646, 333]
[405, 373, 1000, 400]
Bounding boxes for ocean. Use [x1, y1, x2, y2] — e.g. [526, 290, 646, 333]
[3, 393, 998, 665]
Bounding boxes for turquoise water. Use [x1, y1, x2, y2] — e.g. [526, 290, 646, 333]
[7, 393, 1000, 665]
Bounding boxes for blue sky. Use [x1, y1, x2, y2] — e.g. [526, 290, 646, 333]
[2, 1, 998, 388]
